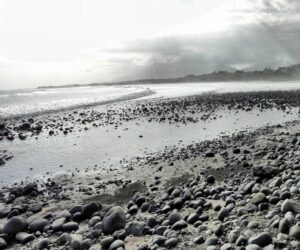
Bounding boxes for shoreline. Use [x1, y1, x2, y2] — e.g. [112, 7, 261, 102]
[0, 90, 300, 249]
[1, 118, 300, 249]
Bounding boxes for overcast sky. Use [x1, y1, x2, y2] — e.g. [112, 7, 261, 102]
[0, 0, 299, 89]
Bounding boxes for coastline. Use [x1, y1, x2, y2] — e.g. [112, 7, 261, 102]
[0, 90, 300, 249]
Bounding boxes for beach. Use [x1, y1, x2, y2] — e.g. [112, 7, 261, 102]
[1, 83, 300, 249]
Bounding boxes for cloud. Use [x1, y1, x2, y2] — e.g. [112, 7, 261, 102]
[94, 0, 300, 80]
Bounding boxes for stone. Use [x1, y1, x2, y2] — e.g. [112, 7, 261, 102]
[289, 224, 300, 240]
[2, 216, 27, 235]
[100, 236, 114, 249]
[56, 233, 71, 246]
[281, 199, 300, 214]
[167, 212, 181, 225]
[70, 234, 82, 249]
[251, 193, 266, 205]
[109, 239, 124, 250]
[248, 232, 272, 247]
[81, 239, 92, 249]
[165, 238, 178, 248]
[29, 218, 49, 232]
[205, 237, 219, 246]
[125, 221, 145, 236]
[252, 165, 278, 178]
[0, 238, 7, 249]
[221, 243, 234, 250]
[218, 207, 230, 222]
[62, 221, 79, 231]
[15, 232, 35, 244]
[102, 206, 126, 234]
[82, 203, 101, 219]
[171, 220, 187, 230]
[51, 217, 66, 231]
[187, 213, 199, 224]
[278, 218, 290, 234]
[152, 236, 166, 246]
[35, 238, 49, 249]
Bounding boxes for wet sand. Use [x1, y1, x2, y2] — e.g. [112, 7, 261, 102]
[0, 90, 300, 249]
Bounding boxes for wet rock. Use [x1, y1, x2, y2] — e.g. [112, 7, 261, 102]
[252, 165, 278, 179]
[248, 232, 272, 247]
[15, 232, 35, 244]
[2, 216, 27, 235]
[289, 224, 300, 240]
[251, 192, 266, 205]
[109, 239, 124, 250]
[35, 238, 49, 249]
[281, 199, 300, 213]
[278, 218, 290, 234]
[62, 221, 79, 231]
[102, 206, 126, 234]
[56, 233, 71, 246]
[152, 236, 166, 246]
[171, 220, 188, 230]
[29, 218, 49, 232]
[218, 207, 230, 222]
[165, 238, 178, 248]
[82, 202, 101, 219]
[0, 238, 7, 249]
[125, 221, 145, 236]
[100, 236, 114, 249]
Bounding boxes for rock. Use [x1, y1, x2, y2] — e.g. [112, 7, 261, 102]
[82, 203, 100, 219]
[125, 221, 145, 236]
[102, 206, 126, 234]
[62, 221, 79, 231]
[88, 216, 101, 228]
[278, 218, 290, 234]
[218, 207, 230, 222]
[167, 212, 181, 225]
[187, 213, 199, 224]
[152, 236, 166, 246]
[228, 230, 239, 243]
[15, 232, 35, 244]
[233, 148, 241, 154]
[206, 175, 215, 184]
[205, 151, 215, 157]
[171, 220, 188, 230]
[246, 244, 262, 250]
[100, 236, 114, 249]
[248, 232, 273, 247]
[221, 243, 234, 250]
[165, 238, 178, 248]
[109, 239, 124, 250]
[194, 235, 205, 244]
[56, 233, 71, 246]
[289, 224, 300, 240]
[52, 217, 66, 231]
[2, 216, 27, 235]
[281, 199, 300, 213]
[205, 236, 219, 246]
[29, 218, 49, 232]
[35, 238, 49, 249]
[54, 210, 71, 220]
[70, 234, 82, 249]
[0, 238, 7, 249]
[146, 216, 157, 228]
[81, 239, 92, 249]
[251, 193, 266, 205]
[252, 165, 278, 178]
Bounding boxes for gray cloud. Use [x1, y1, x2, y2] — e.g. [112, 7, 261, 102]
[103, 0, 300, 80]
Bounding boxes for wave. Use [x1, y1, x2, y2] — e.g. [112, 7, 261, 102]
[0, 88, 156, 120]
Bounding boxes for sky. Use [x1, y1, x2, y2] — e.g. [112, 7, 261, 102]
[0, 0, 300, 89]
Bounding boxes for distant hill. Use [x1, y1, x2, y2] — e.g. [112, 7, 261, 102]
[38, 64, 300, 89]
